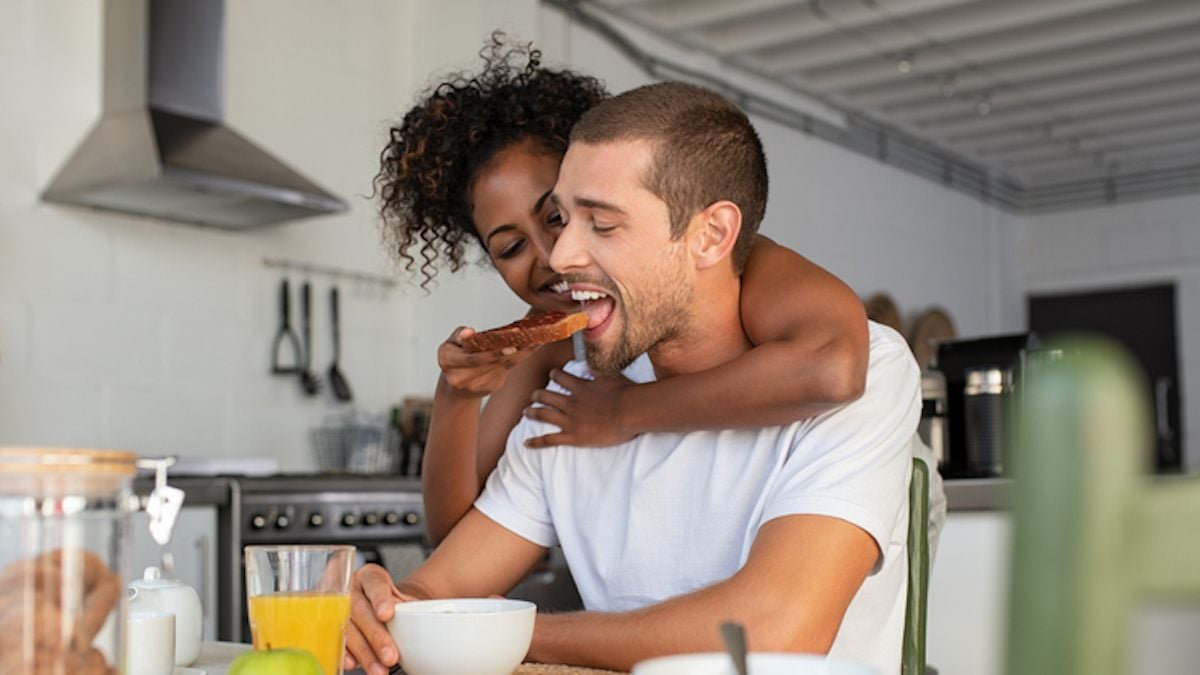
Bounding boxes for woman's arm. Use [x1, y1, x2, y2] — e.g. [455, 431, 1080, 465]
[421, 330, 567, 545]
[524, 236, 868, 445]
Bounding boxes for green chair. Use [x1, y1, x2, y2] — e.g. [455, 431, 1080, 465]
[903, 458, 930, 675]
[1006, 337, 1200, 675]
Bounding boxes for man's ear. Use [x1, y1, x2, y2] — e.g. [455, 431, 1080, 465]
[689, 200, 743, 270]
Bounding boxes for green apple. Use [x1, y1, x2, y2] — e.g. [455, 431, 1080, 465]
[228, 647, 324, 675]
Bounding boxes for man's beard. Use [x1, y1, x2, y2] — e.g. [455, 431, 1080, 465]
[586, 245, 692, 376]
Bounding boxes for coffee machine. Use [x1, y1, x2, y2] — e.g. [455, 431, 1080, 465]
[932, 333, 1036, 478]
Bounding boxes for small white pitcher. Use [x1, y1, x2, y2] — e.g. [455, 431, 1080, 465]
[128, 565, 204, 666]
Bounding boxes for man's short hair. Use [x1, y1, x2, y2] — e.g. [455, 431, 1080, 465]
[570, 82, 768, 273]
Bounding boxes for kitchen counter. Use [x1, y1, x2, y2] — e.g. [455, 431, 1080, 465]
[192, 642, 625, 675]
[146, 474, 1012, 513]
[135, 476, 235, 506]
[944, 477, 1008, 511]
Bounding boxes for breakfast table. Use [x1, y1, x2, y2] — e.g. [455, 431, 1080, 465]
[192, 643, 627, 675]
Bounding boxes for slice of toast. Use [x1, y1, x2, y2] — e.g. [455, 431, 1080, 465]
[460, 311, 589, 353]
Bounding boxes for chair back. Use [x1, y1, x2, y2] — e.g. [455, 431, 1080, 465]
[902, 458, 930, 675]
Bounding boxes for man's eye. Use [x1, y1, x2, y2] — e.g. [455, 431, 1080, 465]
[592, 222, 617, 234]
[497, 240, 525, 259]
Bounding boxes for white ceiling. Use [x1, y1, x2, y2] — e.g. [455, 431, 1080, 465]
[579, 0, 1200, 210]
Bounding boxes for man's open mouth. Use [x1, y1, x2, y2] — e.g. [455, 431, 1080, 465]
[551, 281, 616, 336]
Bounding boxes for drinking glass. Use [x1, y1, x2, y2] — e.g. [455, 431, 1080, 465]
[244, 545, 356, 675]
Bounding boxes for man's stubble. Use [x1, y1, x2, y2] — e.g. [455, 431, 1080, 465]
[586, 240, 693, 376]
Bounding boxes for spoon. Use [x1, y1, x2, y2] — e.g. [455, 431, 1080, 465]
[720, 621, 749, 675]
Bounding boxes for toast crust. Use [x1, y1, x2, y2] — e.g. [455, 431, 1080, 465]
[461, 311, 588, 352]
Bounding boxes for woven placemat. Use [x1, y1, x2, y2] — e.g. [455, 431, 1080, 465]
[516, 663, 627, 675]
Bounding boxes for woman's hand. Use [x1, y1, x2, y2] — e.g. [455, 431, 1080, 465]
[437, 327, 538, 399]
[523, 368, 638, 448]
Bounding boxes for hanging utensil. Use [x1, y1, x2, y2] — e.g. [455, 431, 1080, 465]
[298, 281, 322, 396]
[327, 286, 354, 402]
[270, 279, 302, 375]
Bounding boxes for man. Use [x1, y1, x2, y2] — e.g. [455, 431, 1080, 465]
[346, 82, 920, 674]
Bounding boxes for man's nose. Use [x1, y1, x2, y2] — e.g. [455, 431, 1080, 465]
[549, 221, 589, 273]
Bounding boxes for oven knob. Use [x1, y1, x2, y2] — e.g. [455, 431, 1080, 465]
[341, 512, 358, 527]
[308, 513, 324, 528]
[250, 514, 267, 530]
[402, 511, 421, 526]
[275, 515, 290, 530]
[362, 512, 379, 526]
[383, 512, 400, 526]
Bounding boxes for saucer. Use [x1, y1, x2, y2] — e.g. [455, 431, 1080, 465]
[174, 668, 206, 675]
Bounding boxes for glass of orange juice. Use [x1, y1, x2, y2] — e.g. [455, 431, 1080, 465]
[244, 545, 356, 675]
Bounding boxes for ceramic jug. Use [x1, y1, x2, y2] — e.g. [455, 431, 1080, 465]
[128, 565, 203, 666]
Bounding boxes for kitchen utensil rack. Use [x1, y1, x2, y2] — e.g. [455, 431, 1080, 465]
[262, 256, 396, 294]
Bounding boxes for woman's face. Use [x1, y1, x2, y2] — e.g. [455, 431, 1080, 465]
[469, 139, 575, 313]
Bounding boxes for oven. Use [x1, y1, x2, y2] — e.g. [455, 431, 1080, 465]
[216, 475, 427, 642]
[213, 474, 582, 643]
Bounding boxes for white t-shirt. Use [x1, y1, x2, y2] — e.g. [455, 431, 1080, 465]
[476, 322, 921, 674]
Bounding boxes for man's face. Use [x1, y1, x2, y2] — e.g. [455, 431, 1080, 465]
[550, 139, 692, 375]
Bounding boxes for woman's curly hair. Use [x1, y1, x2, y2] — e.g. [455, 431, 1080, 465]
[376, 35, 608, 287]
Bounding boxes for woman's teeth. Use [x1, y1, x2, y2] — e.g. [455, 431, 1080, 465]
[571, 290, 609, 301]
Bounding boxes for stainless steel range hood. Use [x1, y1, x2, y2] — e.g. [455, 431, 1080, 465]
[42, 0, 347, 230]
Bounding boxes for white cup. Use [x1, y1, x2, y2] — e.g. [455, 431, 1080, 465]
[126, 610, 176, 675]
[632, 652, 879, 675]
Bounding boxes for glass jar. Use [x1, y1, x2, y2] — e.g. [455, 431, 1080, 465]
[0, 447, 140, 674]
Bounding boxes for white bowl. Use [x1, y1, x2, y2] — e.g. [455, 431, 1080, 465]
[386, 598, 536, 675]
[632, 652, 879, 675]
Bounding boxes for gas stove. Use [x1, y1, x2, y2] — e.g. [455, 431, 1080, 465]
[208, 474, 427, 642]
[234, 474, 425, 545]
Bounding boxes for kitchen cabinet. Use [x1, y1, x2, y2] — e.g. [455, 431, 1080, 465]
[926, 481, 1200, 674]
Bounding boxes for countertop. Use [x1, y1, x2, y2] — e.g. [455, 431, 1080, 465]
[152, 474, 1013, 512]
[191, 642, 624, 675]
[944, 477, 1008, 511]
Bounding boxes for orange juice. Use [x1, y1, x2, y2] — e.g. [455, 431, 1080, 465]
[248, 591, 351, 675]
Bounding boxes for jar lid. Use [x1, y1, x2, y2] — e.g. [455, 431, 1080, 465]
[0, 447, 138, 475]
[964, 368, 1012, 395]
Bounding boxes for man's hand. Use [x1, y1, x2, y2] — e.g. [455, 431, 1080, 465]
[523, 369, 638, 448]
[438, 327, 538, 399]
[343, 563, 413, 675]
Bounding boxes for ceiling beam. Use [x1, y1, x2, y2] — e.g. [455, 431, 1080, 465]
[885, 49, 1200, 120]
[746, 0, 1142, 74]
[843, 19, 1200, 107]
[978, 111, 1200, 160]
[624, 0, 814, 33]
[1000, 121, 1200, 171]
[907, 71, 1200, 133]
[788, 0, 1200, 85]
[1022, 143, 1200, 185]
[963, 99, 1200, 155]
[946, 91, 1200, 146]
[685, 0, 978, 54]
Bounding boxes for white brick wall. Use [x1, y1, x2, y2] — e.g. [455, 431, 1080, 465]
[1024, 192, 1200, 470]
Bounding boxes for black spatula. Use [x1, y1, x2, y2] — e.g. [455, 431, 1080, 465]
[327, 286, 353, 402]
[298, 281, 322, 397]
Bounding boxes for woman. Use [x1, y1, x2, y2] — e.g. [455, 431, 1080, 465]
[378, 38, 871, 545]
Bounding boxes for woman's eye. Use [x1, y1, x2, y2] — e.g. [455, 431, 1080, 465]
[546, 210, 565, 228]
[497, 240, 525, 260]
